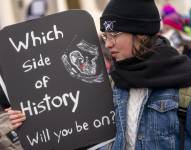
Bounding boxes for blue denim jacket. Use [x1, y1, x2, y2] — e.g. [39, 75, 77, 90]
[104, 87, 191, 150]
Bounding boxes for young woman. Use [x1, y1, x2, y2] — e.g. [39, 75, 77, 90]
[99, 0, 191, 149]
[7, 0, 191, 149]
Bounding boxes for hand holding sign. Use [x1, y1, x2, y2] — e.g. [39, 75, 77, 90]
[5, 107, 26, 130]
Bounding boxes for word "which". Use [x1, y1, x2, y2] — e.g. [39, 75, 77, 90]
[9, 25, 64, 52]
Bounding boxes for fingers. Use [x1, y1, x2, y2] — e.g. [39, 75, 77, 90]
[6, 109, 26, 130]
[8, 110, 25, 120]
[12, 122, 22, 130]
[4, 107, 12, 111]
[8, 111, 26, 123]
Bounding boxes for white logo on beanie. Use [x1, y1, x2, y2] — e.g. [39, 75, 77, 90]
[103, 21, 116, 31]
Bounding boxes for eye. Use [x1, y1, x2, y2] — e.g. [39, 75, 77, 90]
[110, 33, 115, 36]
[101, 34, 107, 41]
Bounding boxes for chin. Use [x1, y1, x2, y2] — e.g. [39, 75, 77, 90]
[116, 58, 123, 61]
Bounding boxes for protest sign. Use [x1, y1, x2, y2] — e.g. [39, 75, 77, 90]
[0, 10, 115, 150]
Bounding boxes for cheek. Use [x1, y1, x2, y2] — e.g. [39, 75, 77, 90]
[119, 41, 133, 58]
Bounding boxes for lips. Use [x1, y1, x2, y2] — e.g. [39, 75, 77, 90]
[110, 51, 118, 56]
[110, 50, 118, 54]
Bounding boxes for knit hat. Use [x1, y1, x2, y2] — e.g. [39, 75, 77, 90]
[162, 4, 176, 17]
[100, 0, 161, 35]
[162, 12, 184, 31]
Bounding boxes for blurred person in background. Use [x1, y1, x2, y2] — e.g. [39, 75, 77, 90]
[26, 0, 48, 20]
[99, 0, 191, 149]
[161, 3, 191, 58]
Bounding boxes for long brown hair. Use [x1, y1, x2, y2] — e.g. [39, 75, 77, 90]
[132, 34, 158, 58]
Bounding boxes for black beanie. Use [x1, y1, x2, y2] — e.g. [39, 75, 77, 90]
[100, 0, 161, 35]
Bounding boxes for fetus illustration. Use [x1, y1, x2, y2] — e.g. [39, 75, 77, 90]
[62, 40, 103, 83]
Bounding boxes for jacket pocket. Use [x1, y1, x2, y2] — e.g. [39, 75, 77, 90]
[147, 100, 179, 136]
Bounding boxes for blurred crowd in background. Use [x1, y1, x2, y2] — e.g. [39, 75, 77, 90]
[0, 0, 191, 71]
[160, 2, 191, 58]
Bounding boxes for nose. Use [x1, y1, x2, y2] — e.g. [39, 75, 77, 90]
[104, 39, 114, 49]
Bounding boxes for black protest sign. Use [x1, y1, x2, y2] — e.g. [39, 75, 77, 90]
[0, 10, 115, 150]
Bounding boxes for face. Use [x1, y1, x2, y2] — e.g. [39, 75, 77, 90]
[102, 32, 134, 61]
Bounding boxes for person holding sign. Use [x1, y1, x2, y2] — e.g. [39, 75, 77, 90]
[0, 85, 25, 150]
[100, 0, 191, 149]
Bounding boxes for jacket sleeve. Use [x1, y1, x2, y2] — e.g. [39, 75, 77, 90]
[0, 110, 24, 150]
[0, 85, 10, 109]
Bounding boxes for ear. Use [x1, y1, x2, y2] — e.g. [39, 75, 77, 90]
[137, 35, 147, 42]
[133, 35, 142, 49]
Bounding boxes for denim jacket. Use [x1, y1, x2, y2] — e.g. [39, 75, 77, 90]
[107, 86, 191, 150]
